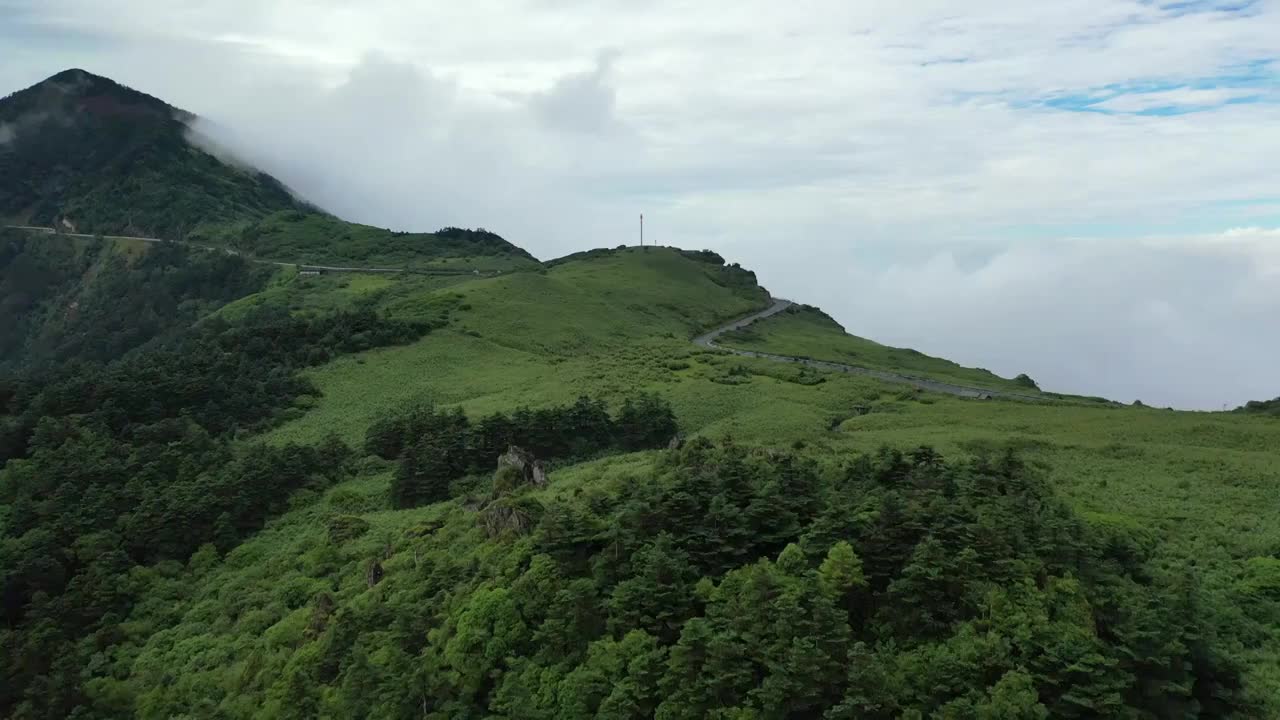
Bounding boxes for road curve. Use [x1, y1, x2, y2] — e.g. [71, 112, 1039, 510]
[696, 299, 1045, 402]
[2, 225, 502, 277]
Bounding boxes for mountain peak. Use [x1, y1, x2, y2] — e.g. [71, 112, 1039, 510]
[0, 69, 296, 237]
[3, 68, 181, 124]
[45, 67, 97, 84]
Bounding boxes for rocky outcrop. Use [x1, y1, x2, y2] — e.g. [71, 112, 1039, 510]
[365, 560, 385, 587]
[480, 496, 542, 539]
[306, 592, 336, 638]
[498, 445, 548, 487]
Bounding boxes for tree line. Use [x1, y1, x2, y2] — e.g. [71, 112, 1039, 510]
[122, 439, 1252, 719]
[366, 394, 678, 508]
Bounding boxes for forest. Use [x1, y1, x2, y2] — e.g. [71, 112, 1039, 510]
[94, 440, 1254, 719]
[369, 395, 678, 508]
[0, 232, 1271, 718]
[0, 237, 437, 715]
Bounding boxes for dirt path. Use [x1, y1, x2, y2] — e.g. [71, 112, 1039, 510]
[696, 299, 1046, 402]
[2, 225, 500, 277]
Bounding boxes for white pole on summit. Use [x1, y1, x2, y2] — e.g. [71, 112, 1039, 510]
[640, 213, 644, 247]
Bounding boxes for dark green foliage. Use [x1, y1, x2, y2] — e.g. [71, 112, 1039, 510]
[544, 246, 625, 267]
[616, 395, 679, 452]
[327, 516, 372, 544]
[189, 211, 538, 269]
[0, 230, 272, 369]
[1236, 397, 1280, 417]
[0, 434, 352, 717]
[160, 440, 1246, 719]
[0, 70, 306, 238]
[677, 249, 727, 264]
[392, 436, 456, 509]
[377, 394, 678, 508]
[2, 304, 430, 466]
[435, 226, 535, 260]
[0, 270, 434, 717]
[1014, 373, 1041, 390]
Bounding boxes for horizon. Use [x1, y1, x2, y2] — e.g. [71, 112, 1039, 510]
[3, 1, 1278, 409]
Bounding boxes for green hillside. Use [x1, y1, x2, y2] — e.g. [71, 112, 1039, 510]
[0, 227, 272, 369]
[188, 211, 540, 272]
[0, 69, 305, 237]
[5, 240, 1280, 717]
[0, 70, 535, 272]
[4, 71, 1280, 720]
[719, 303, 1044, 395]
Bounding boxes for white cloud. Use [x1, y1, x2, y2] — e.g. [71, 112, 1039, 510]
[4, 0, 1279, 407]
[761, 228, 1280, 409]
[0, 123, 14, 145]
[1093, 87, 1265, 112]
[528, 50, 621, 134]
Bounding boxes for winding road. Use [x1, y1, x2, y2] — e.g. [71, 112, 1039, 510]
[2, 225, 500, 277]
[696, 299, 1046, 402]
[9, 223, 1042, 402]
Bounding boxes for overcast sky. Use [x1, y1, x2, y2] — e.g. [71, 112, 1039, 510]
[3, 0, 1279, 409]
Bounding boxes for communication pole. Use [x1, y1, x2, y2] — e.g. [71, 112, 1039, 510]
[640, 213, 644, 248]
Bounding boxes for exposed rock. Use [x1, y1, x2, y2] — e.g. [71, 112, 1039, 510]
[497, 445, 548, 488]
[365, 560, 384, 588]
[306, 592, 335, 638]
[667, 433, 685, 451]
[499, 445, 535, 472]
[480, 496, 543, 539]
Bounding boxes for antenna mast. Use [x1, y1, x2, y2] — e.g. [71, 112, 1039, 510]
[640, 213, 644, 248]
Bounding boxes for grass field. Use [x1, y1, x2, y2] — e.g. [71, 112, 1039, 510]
[111, 243, 1280, 710]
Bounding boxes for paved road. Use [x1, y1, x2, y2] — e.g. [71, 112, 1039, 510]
[2, 225, 500, 277]
[696, 299, 1046, 402]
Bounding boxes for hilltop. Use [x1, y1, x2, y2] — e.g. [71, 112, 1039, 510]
[0, 69, 304, 237]
[0, 70, 534, 270]
[3, 71, 1280, 719]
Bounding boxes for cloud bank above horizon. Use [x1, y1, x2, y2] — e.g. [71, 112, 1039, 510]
[3, 0, 1278, 409]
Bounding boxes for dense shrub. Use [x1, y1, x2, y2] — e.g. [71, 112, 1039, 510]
[369, 394, 679, 509]
[0, 288, 435, 717]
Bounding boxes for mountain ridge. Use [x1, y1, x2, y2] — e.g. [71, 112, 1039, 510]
[2, 69, 1280, 719]
[0, 70, 534, 268]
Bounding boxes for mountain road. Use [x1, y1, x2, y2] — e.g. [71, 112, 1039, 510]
[695, 299, 1046, 402]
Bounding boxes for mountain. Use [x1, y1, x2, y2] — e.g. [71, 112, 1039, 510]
[0, 70, 537, 269]
[0, 69, 304, 237]
[3, 71, 1280, 719]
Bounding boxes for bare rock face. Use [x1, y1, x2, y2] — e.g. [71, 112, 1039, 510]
[480, 496, 542, 539]
[497, 445, 548, 488]
[306, 592, 336, 638]
[530, 461, 548, 487]
[498, 445, 534, 475]
[667, 433, 685, 451]
[365, 560, 385, 588]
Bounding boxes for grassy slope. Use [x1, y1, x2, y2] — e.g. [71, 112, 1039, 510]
[265, 247, 771, 446]
[102, 246, 1280, 710]
[189, 211, 541, 272]
[719, 303, 1045, 394]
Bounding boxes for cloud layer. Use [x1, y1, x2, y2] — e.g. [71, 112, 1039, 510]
[3, 0, 1278, 408]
